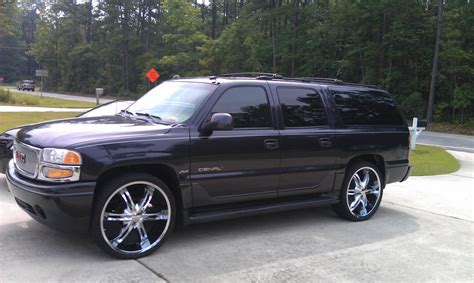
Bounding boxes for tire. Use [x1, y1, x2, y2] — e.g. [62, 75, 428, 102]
[332, 161, 383, 221]
[91, 173, 176, 259]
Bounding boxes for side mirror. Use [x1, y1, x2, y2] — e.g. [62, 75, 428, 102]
[200, 113, 233, 135]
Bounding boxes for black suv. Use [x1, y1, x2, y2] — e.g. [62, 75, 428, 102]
[6, 74, 411, 259]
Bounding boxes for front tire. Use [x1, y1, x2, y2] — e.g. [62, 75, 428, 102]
[91, 173, 176, 259]
[332, 161, 383, 221]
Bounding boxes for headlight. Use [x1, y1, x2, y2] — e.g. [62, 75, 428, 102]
[38, 148, 82, 182]
[42, 148, 82, 165]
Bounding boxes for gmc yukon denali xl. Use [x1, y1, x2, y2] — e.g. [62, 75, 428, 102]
[6, 73, 412, 259]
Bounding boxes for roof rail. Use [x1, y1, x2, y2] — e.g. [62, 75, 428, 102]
[220, 72, 283, 79]
[217, 73, 380, 89]
[341, 82, 381, 89]
[296, 77, 344, 84]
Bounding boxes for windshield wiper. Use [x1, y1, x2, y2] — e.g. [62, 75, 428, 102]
[135, 112, 166, 124]
[119, 110, 135, 117]
[119, 110, 150, 123]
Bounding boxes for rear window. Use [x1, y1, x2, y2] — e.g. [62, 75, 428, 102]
[331, 89, 405, 126]
[277, 87, 328, 127]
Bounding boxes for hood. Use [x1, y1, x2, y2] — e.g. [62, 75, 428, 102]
[3, 127, 22, 139]
[17, 115, 173, 148]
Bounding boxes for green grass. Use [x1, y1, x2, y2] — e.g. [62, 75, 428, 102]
[0, 88, 96, 108]
[0, 112, 78, 132]
[409, 144, 460, 176]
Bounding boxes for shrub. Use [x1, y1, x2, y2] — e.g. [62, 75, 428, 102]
[0, 88, 40, 105]
[0, 89, 13, 102]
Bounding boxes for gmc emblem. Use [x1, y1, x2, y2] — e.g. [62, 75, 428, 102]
[15, 151, 26, 164]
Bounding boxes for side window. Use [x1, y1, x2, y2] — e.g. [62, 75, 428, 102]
[277, 87, 328, 127]
[332, 90, 405, 126]
[211, 86, 272, 128]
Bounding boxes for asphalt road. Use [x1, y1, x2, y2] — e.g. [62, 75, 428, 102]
[8, 88, 113, 104]
[417, 131, 474, 152]
[0, 151, 472, 282]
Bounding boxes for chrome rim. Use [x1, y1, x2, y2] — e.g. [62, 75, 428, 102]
[346, 167, 381, 217]
[100, 181, 171, 255]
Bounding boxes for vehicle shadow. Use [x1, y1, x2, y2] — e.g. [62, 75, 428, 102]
[141, 205, 420, 281]
[0, 191, 420, 281]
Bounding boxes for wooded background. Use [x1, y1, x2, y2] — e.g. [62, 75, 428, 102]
[0, 0, 473, 123]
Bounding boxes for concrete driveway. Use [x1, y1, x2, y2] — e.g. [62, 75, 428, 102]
[0, 152, 472, 282]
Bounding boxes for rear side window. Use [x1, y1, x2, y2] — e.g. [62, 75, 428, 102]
[211, 86, 272, 128]
[331, 90, 405, 126]
[277, 87, 328, 127]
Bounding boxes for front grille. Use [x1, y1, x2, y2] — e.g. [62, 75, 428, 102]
[13, 141, 41, 178]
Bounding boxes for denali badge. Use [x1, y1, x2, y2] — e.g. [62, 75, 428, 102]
[198, 167, 223, 173]
[15, 151, 26, 164]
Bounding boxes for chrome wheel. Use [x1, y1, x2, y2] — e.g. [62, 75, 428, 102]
[100, 181, 171, 255]
[346, 167, 381, 217]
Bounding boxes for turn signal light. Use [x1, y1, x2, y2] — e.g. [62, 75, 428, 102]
[42, 167, 73, 179]
[64, 151, 81, 165]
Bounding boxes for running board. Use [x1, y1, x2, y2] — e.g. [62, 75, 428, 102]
[186, 195, 339, 224]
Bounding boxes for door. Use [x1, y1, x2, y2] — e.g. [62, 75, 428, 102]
[274, 86, 337, 196]
[190, 85, 280, 206]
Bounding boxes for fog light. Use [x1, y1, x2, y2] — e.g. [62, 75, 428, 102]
[42, 167, 73, 179]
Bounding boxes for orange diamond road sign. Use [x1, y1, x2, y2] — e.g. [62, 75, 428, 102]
[145, 68, 160, 83]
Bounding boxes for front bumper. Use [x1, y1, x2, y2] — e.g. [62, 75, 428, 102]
[6, 160, 96, 233]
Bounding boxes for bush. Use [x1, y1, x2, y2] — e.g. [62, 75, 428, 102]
[0, 88, 13, 102]
[0, 88, 40, 105]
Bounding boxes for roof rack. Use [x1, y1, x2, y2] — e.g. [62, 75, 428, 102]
[218, 73, 380, 89]
[220, 72, 283, 79]
[295, 77, 343, 84]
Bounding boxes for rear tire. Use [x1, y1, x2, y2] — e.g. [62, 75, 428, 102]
[332, 161, 383, 221]
[91, 173, 176, 259]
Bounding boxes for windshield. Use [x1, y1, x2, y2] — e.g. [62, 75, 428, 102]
[127, 81, 217, 124]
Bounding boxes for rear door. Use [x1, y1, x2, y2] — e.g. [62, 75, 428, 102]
[271, 84, 337, 196]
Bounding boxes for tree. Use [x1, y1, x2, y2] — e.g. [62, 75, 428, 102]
[427, 0, 444, 123]
[3, 0, 472, 125]
[0, 2, 26, 82]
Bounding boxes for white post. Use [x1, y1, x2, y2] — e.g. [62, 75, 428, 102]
[40, 76, 43, 98]
[410, 118, 418, 150]
[95, 88, 104, 105]
[409, 117, 425, 150]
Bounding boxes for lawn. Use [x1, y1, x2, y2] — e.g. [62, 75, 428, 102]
[409, 144, 460, 176]
[0, 89, 96, 108]
[0, 112, 78, 132]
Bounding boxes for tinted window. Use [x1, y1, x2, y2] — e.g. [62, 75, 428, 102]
[211, 86, 272, 128]
[332, 90, 405, 126]
[277, 87, 328, 127]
